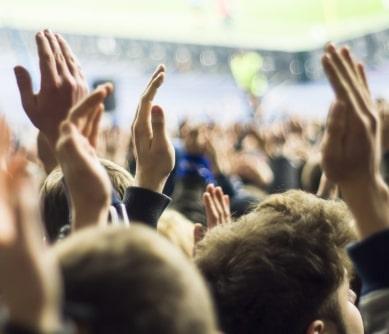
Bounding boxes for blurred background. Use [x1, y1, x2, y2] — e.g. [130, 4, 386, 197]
[1, 0, 389, 133]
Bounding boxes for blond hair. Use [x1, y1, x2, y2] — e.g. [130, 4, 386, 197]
[41, 159, 134, 242]
[157, 209, 195, 258]
[53, 224, 217, 334]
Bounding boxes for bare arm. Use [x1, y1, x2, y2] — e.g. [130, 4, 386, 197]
[0, 119, 62, 333]
[321, 44, 389, 239]
[55, 84, 113, 231]
[131, 65, 175, 193]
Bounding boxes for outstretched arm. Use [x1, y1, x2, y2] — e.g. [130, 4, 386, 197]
[0, 119, 62, 333]
[321, 43, 389, 334]
[55, 84, 113, 231]
[131, 65, 175, 193]
[321, 44, 389, 239]
[123, 65, 174, 227]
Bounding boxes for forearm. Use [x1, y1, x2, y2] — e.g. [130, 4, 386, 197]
[37, 132, 58, 175]
[135, 172, 168, 194]
[71, 205, 109, 231]
[340, 174, 389, 239]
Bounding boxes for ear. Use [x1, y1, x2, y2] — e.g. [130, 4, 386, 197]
[306, 320, 325, 334]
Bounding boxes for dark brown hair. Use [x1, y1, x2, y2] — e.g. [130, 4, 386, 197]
[195, 190, 356, 334]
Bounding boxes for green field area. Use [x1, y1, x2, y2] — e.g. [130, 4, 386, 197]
[1, 0, 389, 50]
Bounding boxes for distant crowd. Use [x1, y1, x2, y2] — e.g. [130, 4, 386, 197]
[0, 29, 388, 334]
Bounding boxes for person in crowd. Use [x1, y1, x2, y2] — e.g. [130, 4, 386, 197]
[0, 119, 63, 334]
[193, 46, 387, 334]
[0, 115, 218, 334]
[0, 29, 217, 334]
[0, 25, 388, 334]
[321, 43, 389, 334]
[40, 158, 134, 242]
[195, 188, 361, 334]
[53, 224, 217, 334]
[14, 31, 174, 240]
[53, 88, 217, 334]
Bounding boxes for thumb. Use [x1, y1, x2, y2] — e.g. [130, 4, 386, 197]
[14, 66, 35, 112]
[151, 105, 166, 139]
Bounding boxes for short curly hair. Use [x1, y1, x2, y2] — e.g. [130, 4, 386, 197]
[195, 190, 356, 334]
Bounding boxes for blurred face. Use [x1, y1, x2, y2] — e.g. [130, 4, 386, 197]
[184, 126, 207, 155]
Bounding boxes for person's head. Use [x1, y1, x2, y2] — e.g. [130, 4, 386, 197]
[195, 190, 362, 334]
[183, 125, 207, 155]
[41, 159, 134, 242]
[251, 190, 356, 249]
[52, 224, 217, 334]
[157, 209, 195, 258]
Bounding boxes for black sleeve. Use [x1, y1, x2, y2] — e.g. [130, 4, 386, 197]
[347, 229, 389, 295]
[124, 187, 171, 228]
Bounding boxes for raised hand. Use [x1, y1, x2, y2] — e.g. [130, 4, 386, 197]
[14, 30, 88, 145]
[0, 120, 61, 332]
[132, 65, 175, 193]
[55, 85, 113, 231]
[321, 44, 379, 186]
[321, 44, 389, 238]
[67, 83, 113, 148]
[194, 184, 231, 245]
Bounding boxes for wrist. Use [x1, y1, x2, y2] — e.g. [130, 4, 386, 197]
[339, 172, 386, 196]
[71, 206, 109, 230]
[340, 173, 389, 239]
[135, 173, 168, 194]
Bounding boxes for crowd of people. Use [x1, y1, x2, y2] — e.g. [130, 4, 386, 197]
[0, 29, 388, 334]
